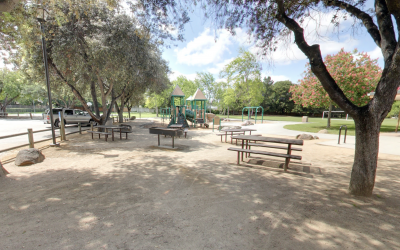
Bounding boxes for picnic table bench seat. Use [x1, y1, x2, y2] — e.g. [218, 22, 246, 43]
[119, 124, 133, 139]
[247, 143, 302, 151]
[216, 131, 245, 142]
[87, 131, 112, 141]
[228, 147, 301, 165]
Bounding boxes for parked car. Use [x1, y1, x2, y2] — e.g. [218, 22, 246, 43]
[43, 108, 96, 127]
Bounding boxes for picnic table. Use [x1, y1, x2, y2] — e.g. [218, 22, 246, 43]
[90, 125, 124, 141]
[229, 135, 303, 171]
[219, 128, 257, 143]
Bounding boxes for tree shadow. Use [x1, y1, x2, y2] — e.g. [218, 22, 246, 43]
[1, 129, 400, 249]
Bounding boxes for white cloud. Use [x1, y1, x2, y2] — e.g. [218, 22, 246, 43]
[270, 75, 292, 82]
[251, 10, 359, 65]
[367, 46, 383, 60]
[206, 57, 235, 75]
[261, 72, 292, 83]
[175, 28, 234, 66]
[168, 71, 197, 82]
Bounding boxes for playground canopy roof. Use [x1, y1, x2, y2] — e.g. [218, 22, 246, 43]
[171, 85, 185, 97]
[192, 88, 207, 100]
[186, 95, 194, 101]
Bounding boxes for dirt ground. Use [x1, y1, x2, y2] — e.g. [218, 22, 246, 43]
[1, 119, 400, 249]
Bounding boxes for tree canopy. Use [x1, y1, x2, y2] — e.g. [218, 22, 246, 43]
[204, 0, 400, 196]
[290, 49, 381, 108]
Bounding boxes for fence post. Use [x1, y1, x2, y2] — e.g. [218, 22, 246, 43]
[60, 111, 66, 141]
[27, 128, 34, 148]
[30, 112, 32, 119]
[17, 112, 19, 117]
[78, 122, 82, 134]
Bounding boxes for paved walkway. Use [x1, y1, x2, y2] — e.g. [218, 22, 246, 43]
[222, 119, 400, 156]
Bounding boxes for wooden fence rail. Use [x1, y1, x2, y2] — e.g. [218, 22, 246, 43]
[0, 124, 90, 153]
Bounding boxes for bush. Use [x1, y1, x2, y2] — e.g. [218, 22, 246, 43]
[388, 101, 400, 118]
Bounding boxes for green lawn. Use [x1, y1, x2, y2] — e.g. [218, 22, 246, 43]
[217, 114, 399, 135]
[283, 117, 399, 136]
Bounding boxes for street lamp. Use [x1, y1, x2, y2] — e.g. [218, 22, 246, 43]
[37, 6, 58, 146]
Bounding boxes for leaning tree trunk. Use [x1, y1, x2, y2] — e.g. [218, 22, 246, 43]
[349, 114, 381, 196]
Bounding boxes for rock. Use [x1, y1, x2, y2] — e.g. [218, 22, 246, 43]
[206, 113, 216, 122]
[130, 116, 136, 120]
[318, 129, 329, 134]
[313, 136, 319, 139]
[241, 120, 254, 126]
[296, 134, 314, 140]
[302, 116, 309, 122]
[15, 148, 45, 166]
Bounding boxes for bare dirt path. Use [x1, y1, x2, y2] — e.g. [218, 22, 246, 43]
[1, 119, 400, 249]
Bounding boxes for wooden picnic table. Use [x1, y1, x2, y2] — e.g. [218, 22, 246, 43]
[230, 135, 303, 170]
[220, 128, 257, 143]
[94, 125, 123, 141]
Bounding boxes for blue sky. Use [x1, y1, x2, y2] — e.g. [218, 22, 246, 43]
[163, 6, 384, 85]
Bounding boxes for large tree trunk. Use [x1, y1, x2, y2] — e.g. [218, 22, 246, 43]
[349, 115, 381, 196]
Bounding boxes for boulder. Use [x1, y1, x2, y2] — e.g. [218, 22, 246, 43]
[302, 116, 308, 122]
[318, 129, 329, 134]
[206, 113, 216, 122]
[296, 134, 314, 140]
[241, 120, 254, 126]
[15, 148, 45, 166]
[130, 116, 136, 120]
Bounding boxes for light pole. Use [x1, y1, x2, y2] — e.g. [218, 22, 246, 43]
[37, 8, 58, 146]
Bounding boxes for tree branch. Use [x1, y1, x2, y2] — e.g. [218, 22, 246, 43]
[49, 59, 101, 123]
[276, 0, 359, 116]
[325, 0, 381, 47]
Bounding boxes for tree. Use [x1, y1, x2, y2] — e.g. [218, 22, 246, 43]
[205, 0, 400, 196]
[171, 76, 201, 97]
[220, 49, 265, 110]
[0, 69, 24, 113]
[290, 49, 381, 127]
[195, 72, 217, 112]
[1, 0, 189, 53]
[270, 81, 296, 114]
[16, 3, 168, 125]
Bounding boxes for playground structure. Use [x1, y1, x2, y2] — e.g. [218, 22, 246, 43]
[185, 89, 207, 127]
[161, 107, 171, 123]
[242, 106, 264, 124]
[165, 85, 210, 128]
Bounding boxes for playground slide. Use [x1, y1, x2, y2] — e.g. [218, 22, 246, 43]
[185, 109, 195, 123]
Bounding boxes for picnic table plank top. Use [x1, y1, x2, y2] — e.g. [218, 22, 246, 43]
[169, 124, 184, 128]
[231, 135, 304, 145]
[150, 127, 180, 131]
[221, 128, 257, 132]
[94, 125, 122, 129]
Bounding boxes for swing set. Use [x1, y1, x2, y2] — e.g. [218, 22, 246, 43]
[241, 106, 264, 124]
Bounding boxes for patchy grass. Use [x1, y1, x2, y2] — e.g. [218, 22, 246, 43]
[283, 117, 399, 135]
